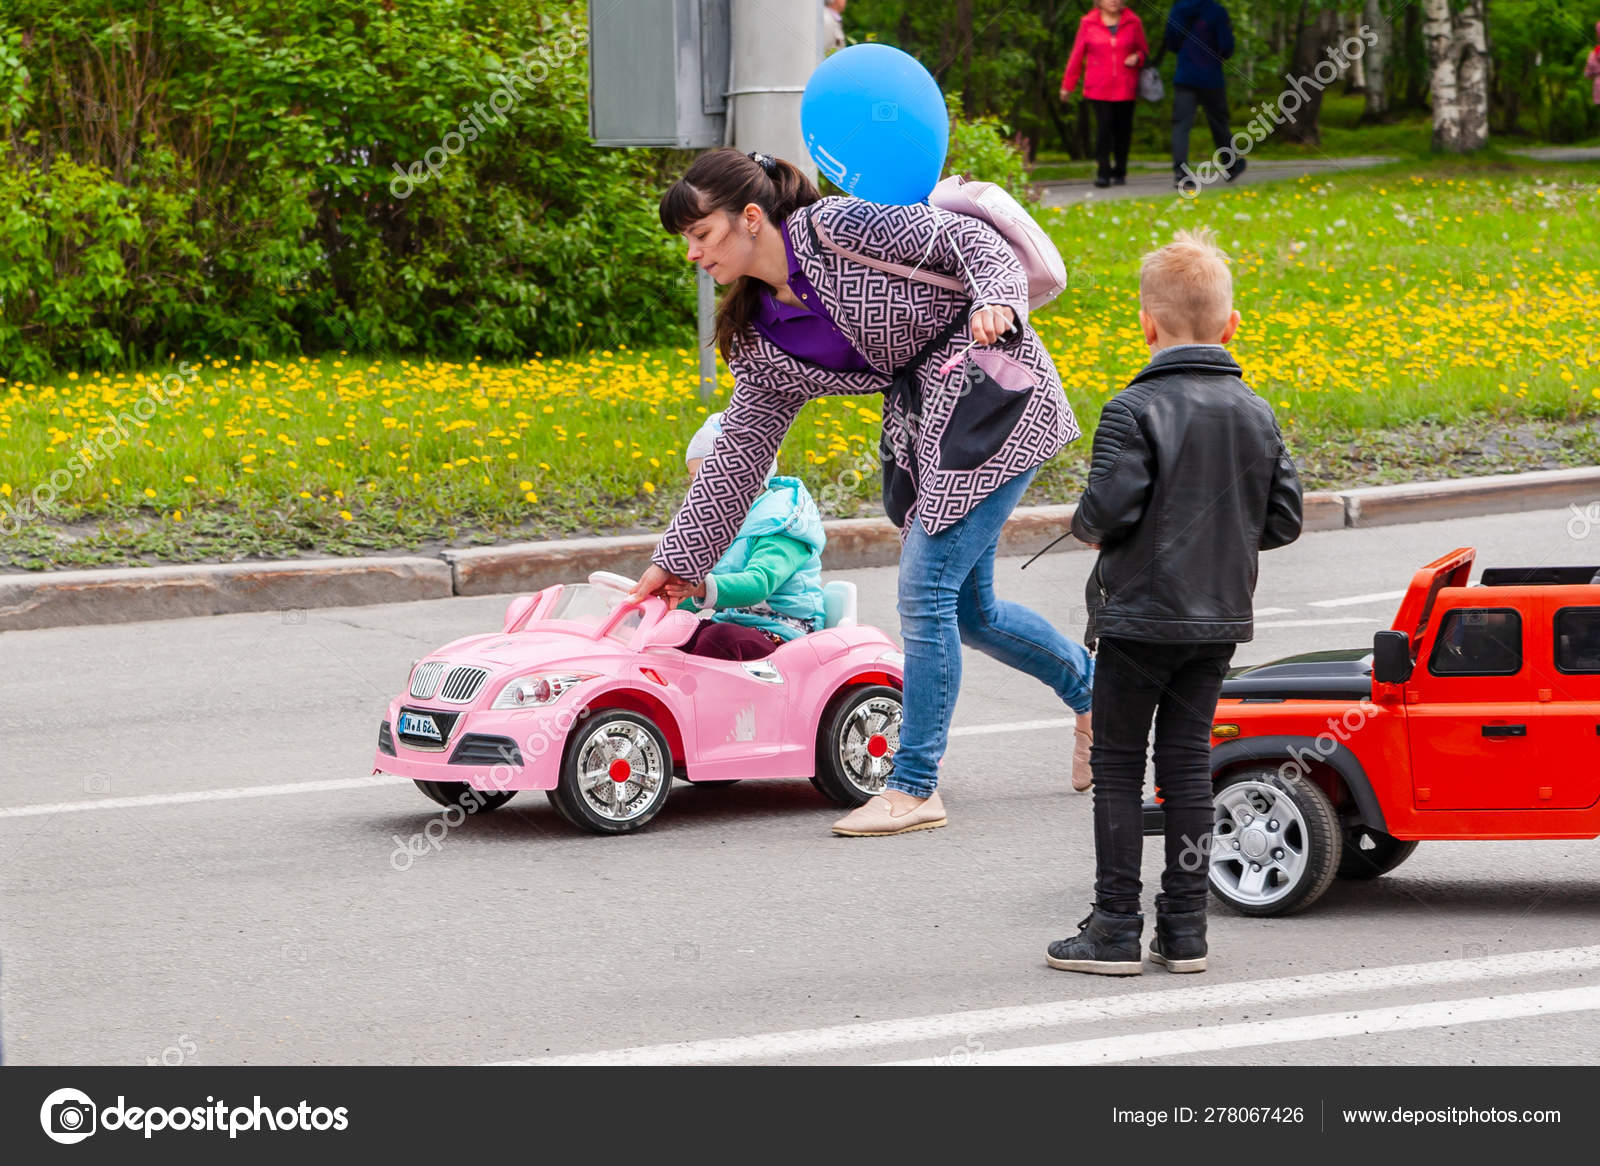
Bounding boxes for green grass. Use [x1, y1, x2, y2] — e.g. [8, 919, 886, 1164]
[2, 157, 1597, 572]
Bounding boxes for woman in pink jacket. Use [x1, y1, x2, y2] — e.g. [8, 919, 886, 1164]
[1587, 22, 1600, 106]
[1059, 0, 1150, 188]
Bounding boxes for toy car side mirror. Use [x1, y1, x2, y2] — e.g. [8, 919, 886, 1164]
[1372, 630, 1414, 685]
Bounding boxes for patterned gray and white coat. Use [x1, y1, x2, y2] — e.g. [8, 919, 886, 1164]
[652, 195, 1082, 582]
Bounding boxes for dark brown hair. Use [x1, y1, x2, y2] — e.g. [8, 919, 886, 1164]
[659, 148, 821, 360]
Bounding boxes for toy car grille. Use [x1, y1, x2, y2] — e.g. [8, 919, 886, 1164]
[438, 666, 490, 704]
[378, 719, 396, 756]
[409, 661, 446, 699]
[448, 735, 524, 767]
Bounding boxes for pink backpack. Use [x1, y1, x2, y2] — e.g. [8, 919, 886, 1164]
[810, 175, 1068, 312]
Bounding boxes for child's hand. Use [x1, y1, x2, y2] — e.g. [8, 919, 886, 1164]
[664, 579, 708, 602]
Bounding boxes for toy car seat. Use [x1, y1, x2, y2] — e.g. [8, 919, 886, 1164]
[822, 580, 858, 629]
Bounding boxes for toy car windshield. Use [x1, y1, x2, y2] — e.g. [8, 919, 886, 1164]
[544, 583, 645, 643]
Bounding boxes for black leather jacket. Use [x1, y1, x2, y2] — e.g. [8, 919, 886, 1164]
[1072, 345, 1303, 646]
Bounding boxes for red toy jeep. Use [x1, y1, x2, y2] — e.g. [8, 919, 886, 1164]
[1143, 547, 1600, 916]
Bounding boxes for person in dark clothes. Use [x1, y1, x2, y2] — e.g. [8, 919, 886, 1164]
[1047, 227, 1303, 976]
[1165, 0, 1243, 189]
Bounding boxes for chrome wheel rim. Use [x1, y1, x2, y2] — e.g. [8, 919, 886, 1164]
[837, 695, 901, 796]
[576, 720, 667, 822]
[1209, 780, 1310, 908]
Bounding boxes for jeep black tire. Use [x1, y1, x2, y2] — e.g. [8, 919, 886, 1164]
[1208, 765, 1342, 917]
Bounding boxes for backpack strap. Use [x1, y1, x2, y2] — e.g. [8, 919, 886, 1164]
[803, 206, 967, 296]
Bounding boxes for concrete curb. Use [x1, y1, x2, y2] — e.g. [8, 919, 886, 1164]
[1339, 467, 1600, 528]
[0, 557, 453, 633]
[1, 468, 1596, 632]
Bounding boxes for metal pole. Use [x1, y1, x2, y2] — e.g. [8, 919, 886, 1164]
[697, 267, 716, 402]
[729, 0, 819, 182]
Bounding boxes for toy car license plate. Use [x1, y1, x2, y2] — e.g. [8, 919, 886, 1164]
[398, 711, 442, 742]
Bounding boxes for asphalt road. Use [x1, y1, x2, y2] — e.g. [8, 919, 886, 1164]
[3, 503, 1599, 1067]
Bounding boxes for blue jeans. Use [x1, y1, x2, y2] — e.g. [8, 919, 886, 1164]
[890, 468, 1095, 798]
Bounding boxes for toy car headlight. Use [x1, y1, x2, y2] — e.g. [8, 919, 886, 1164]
[491, 672, 596, 709]
[877, 650, 906, 668]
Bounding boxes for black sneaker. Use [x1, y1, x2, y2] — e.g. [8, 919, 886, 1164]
[1046, 906, 1143, 975]
[1110, 176, 1126, 186]
[1225, 158, 1247, 182]
[1093, 176, 1111, 188]
[1149, 903, 1208, 973]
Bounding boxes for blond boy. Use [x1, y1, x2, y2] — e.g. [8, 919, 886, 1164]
[1047, 228, 1303, 976]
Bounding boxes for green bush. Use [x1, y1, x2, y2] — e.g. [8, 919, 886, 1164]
[943, 94, 1035, 204]
[0, 0, 693, 378]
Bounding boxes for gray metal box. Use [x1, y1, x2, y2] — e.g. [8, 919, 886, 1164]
[589, 0, 729, 147]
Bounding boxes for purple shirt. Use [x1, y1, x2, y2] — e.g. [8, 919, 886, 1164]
[751, 217, 876, 372]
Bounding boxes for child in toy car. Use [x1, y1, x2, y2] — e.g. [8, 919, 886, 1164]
[665, 412, 829, 661]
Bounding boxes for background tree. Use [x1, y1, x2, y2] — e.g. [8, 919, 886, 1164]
[1423, 0, 1490, 150]
[1361, 0, 1392, 118]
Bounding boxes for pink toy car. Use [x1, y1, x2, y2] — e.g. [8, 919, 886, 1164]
[373, 572, 904, 833]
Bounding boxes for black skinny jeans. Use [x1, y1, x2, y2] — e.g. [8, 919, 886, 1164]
[1171, 84, 1233, 175]
[1088, 98, 1136, 181]
[1090, 636, 1236, 916]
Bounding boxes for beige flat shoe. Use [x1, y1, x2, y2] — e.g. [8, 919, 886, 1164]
[831, 790, 948, 837]
[1072, 715, 1094, 793]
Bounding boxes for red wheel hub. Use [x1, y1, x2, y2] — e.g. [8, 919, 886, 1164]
[608, 759, 632, 783]
[866, 734, 890, 759]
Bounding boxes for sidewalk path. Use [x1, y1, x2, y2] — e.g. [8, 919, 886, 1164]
[1036, 155, 1399, 207]
[1035, 145, 1600, 208]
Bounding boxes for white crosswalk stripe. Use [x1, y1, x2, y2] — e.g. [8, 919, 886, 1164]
[494, 944, 1600, 1065]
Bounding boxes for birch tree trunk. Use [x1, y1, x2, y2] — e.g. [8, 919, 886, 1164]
[1423, 0, 1490, 151]
[1348, 13, 1366, 92]
[1362, 0, 1390, 117]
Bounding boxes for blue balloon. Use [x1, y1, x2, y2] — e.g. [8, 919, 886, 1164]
[801, 43, 948, 205]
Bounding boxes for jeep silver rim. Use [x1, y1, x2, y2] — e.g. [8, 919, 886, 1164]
[1210, 780, 1311, 908]
[838, 695, 901, 796]
[575, 719, 667, 822]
